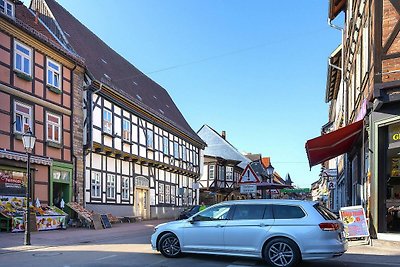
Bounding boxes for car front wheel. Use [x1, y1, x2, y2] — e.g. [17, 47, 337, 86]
[263, 238, 300, 267]
[158, 233, 182, 258]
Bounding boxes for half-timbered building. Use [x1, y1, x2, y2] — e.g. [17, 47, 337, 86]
[0, 1, 85, 207]
[307, 0, 400, 239]
[31, 0, 205, 219]
[197, 125, 250, 204]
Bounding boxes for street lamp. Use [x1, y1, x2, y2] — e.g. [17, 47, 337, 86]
[22, 129, 36, 246]
[265, 163, 275, 199]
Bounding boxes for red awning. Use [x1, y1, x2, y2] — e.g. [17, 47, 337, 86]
[305, 120, 364, 168]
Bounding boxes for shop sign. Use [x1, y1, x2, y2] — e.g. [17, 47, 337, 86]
[0, 170, 26, 196]
[389, 122, 400, 145]
[53, 170, 70, 182]
[339, 206, 369, 238]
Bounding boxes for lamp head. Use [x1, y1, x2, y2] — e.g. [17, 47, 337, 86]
[22, 129, 36, 153]
[266, 163, 274, 176]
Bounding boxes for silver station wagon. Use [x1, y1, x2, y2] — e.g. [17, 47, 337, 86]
[151, 199, 347, 267]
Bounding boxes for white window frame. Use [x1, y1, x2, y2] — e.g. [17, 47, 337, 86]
[146, 129, 154, 149]
[91, 171, 101, 198]
[182, 147, 187, 161]
[122, 118, 130, 142]
[46, 112, 62, 143]
[0, 0, 14, 18]
[14, 40, 32, 76]
[47, 58, 62, 89]
[173, 142, 179, 158]
[209, 165, 215, 180]
[122, 176, 129, 200]
[226, 166, 234, 181]
[162, 136, 169, 154]
[171, 185, 175, 204]
[165, 184, 170, 204]
[106, 174, 116, 199]
[14, 101, 32, 134]
[158, 183, 164, 203]
[103, 109, 112, 134]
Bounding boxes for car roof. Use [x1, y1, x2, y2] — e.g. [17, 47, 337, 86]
[215, 199, 317, 206]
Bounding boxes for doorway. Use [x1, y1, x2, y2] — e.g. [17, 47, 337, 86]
[135, 188, 149, 219]
[53, 182, 70, 208]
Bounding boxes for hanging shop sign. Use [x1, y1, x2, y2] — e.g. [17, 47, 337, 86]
[389, 122, 400, 145]
[0, 169, 26, 196]
[339, 206, 369, 238]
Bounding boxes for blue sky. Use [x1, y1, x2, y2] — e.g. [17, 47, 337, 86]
[39, 0, 342, 188]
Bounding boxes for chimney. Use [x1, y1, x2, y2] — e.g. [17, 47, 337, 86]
[221, 131, 226, 139]
[34, 10, 39, 24]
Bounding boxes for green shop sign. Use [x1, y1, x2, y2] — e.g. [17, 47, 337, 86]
[281, 188, 310, 194]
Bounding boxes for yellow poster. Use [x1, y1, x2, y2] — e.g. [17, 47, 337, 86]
[392, 158, 400, 177]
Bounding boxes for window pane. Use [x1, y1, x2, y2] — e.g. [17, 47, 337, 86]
[48, 61, 59, 70]
[232, 205, 266, 220]
[16, 104, 29, 114]
[197, 205, 230, 221]
[15, 114, 22, 132]
[15, 54, 22, 70]
[48, 114, 59, 123]
[54, 73, 59, 87]
[47, 124, 53, 140]
[16, 44, 30, 55]
[273, 205, 305, 219]
[23, 58, 30, 74]
[48, 70, 53, 85]
[54, 126, 59, 141]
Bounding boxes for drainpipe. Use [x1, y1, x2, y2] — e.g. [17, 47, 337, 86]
[328, 18, 349, 208]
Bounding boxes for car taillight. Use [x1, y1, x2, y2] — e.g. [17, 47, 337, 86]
[319, 222, 340, 231]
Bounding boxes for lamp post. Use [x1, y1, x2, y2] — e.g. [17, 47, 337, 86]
[265, 163, 275, 199]
[22, 129, 36, 246]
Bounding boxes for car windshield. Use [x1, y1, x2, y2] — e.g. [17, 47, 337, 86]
[196, 205, 230, 221]
[314, 203, 338, 220]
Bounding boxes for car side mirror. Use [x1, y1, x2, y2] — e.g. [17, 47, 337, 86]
[188, 215, 200, 223]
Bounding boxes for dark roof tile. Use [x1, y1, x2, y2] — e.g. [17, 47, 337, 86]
[43, 0, 203, 145]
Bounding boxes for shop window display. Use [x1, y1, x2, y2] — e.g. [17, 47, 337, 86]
[0, 196, 67, 232]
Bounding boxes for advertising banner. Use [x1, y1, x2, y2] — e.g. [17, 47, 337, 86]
[339, 205, 369, 238]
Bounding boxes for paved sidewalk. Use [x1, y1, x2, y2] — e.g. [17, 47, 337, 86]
[0, 219, 168, 254]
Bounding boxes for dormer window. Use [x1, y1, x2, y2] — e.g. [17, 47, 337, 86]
[0, 0, 14, 18]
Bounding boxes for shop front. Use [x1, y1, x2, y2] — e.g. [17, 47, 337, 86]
[0, 152, 67, 232]
[371, 101, 400, 238]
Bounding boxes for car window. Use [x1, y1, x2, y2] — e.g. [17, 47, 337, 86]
[196, 205, 231, 221]
[314, 203, 338, 220]
[273, 205, 305, 219]
[189, 206, 200, 213]
[232, 205, 266, 220]
[263, 205, 274, 219]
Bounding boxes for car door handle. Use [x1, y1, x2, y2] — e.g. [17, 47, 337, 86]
[260, 223, 269, 227]
[216, 224, 224, 228]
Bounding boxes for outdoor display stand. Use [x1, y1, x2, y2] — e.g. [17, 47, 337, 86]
[0, 195, 67, 232]
[65, 202, 93, 228]
[339, 205, 370, 244]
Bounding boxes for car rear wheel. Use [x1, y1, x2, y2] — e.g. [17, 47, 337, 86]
[159, 233, 182, 258]
[263, 238, 300, 267]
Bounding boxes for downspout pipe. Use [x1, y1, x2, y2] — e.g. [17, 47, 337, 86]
[328, 18, 349, 207]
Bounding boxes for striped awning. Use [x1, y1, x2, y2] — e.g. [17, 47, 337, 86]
[0, 149, 53, 166]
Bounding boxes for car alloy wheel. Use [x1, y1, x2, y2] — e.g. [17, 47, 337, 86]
[264, 238, 300, 267]
[159, 233, 182, 258]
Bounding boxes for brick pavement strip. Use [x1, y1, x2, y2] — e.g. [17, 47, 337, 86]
[0, 219, 168, 255]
